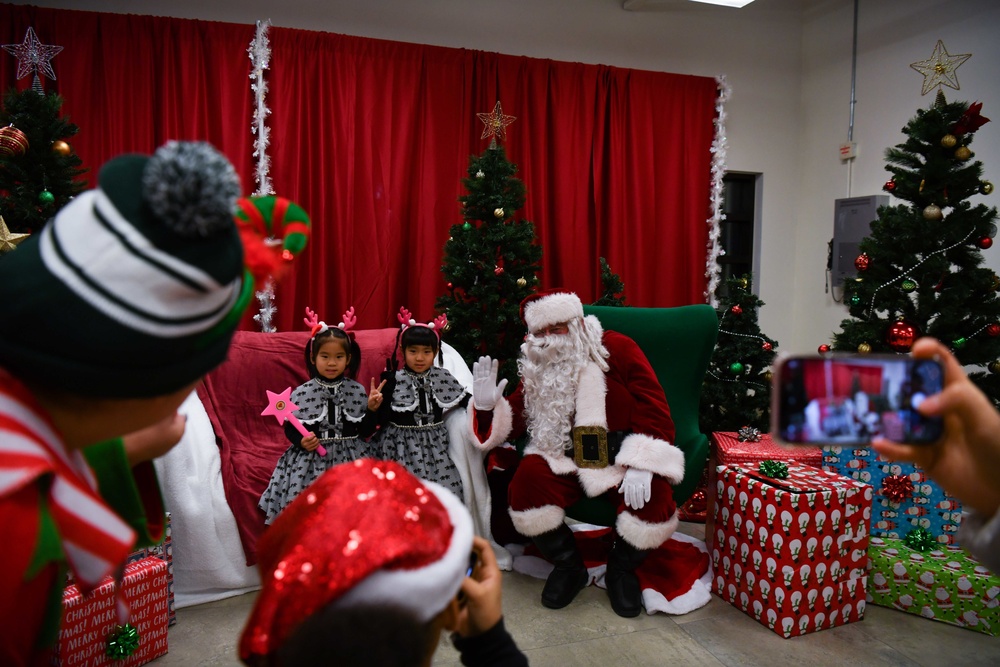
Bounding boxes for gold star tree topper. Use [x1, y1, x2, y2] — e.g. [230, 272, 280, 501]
[0, 216, 30, 254]
[910, 40, 971, 96]
[477, 101, 517, 141]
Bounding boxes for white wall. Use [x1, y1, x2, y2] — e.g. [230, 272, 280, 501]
[9, 0, 1000, 353]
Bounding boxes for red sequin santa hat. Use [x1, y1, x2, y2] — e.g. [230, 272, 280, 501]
[519, 288, 584, 334]
[239, 458, 474, 661]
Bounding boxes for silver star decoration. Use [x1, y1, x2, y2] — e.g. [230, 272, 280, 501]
[3, 27, 63, 93]
[910, 40, 971, 96]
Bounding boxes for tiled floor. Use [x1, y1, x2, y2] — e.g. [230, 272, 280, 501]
[154, 522, 999, 666]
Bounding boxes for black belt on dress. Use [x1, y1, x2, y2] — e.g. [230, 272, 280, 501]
[565, 429, 630, 468]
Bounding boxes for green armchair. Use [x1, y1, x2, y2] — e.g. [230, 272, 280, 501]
[565, 304, 719, 526]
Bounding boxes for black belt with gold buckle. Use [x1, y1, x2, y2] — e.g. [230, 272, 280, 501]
[567, 427, 628, 469]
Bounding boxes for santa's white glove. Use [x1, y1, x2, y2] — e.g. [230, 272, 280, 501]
[618, 468, 653, 510]
[472, 356, 508, 411]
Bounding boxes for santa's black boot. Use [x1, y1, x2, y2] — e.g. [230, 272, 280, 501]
[606, 536, 650, 618]
[532, 524, 589, 609]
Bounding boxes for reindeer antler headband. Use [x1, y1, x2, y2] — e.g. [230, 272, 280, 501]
[304, 306, 357, 340]
[396, 307, 447, 341]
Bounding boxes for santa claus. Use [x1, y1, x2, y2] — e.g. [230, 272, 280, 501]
[471, 290, 684, 617]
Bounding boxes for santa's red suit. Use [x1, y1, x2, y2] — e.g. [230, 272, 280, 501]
[501, 328, 683, 548]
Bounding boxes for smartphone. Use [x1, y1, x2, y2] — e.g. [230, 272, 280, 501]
[771, 354, 944, 446]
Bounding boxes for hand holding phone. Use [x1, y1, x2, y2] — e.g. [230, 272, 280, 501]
[771, 353, 943, 447]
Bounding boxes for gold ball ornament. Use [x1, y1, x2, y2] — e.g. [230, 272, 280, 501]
[516, 276, 527, 287]
[52, 140, 71, 156]
[990, 360, 1000, 374]
[981, 181, 994, 195]
[493, 208, 505, 219]
[941, 134, 957, 148]
[738, 277, 748, 289]
[858, 342, 871, 354]
[922, 204, 943, 221]
[955, 146, 972, 161]
[0, 124, 29, 158]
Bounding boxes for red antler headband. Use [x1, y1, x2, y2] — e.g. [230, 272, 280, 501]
[304, 306, 357, 339]
[397, 307, 447, 340]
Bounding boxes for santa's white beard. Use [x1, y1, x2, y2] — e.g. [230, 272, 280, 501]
[518, 330, 591, 456]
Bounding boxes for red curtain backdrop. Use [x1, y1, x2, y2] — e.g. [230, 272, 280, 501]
[1, 4, 719, 332]
[800, 360, 884, 400]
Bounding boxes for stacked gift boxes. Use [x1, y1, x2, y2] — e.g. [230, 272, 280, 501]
[705, 431, 823, 550]
[867, 536, 999, 636]
[53, 556, 169, 666]
[712, 463, 873, 638]
[822, 447, 962, 544]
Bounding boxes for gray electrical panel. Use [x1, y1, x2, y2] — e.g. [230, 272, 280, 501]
[831, 195, 889, 287]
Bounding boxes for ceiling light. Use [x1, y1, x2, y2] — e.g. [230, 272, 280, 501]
[688, 0, 756, 7]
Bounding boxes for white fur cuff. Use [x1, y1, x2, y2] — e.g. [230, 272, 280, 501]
[509, 504, 566, 537]
[615, 434, 685, 484]
[468, 399, 513, 451]
[616, 511, 679, 550]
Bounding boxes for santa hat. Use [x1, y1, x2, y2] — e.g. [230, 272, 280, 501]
[0, 141, 251, 398]
[520, 289, 584, 334]
[239, 458, 474, 661]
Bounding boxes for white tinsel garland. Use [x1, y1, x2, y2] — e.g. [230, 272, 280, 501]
[249, 19, 278, 332]
[249, 19, 274, 197]
[705, 75, 731, 307]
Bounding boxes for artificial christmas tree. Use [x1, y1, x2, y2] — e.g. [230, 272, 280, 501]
[700, 273, 778, 433]
[0, 88, 86, 234]
[592, 257, 627, 307]
[436, 106, 542, 387]
[830, 93, 1000, 406]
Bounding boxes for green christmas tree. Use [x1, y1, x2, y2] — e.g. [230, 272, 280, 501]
[0, 89, 86, 234]
[700, 273, 778, 433]
[831, 92, 1000, 405]
[592, 257, 627, 307]
[436, 140, 542, 387]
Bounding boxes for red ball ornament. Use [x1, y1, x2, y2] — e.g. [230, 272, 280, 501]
[854, 253, 870, 272]
[731, 304, 743, 316]
[447, 282, 454, 289]
[988, 323, 1000, 337]
[494, 265, 504, 276]
[818, 344, 831, 354]
[883, 179, 896, 192]
[762, 341, 773, 351]
[978, 237, 993, 250]
[886, 320, 919, 352]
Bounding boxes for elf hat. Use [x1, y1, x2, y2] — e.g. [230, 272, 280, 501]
[520, 288, 584, 334]
[0, 141, 252, 398]
[239, 458, 474, 661]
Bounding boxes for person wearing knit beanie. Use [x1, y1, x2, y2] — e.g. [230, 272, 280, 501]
[239, 458, 527, 667]
[0, 141, 256, 664]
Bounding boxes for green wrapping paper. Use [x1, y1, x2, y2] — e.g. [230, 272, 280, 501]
[867, 536, 1000, 636]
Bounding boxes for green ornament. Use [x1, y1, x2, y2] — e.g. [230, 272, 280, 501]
[901, 279, 917, 293]
[462, 221, 473, 231]
[729, 361, 744, 375]
[953, 337, 967, 349]
[904, 527, 936, 553]
[849, 294, 861, 306]
[106, 623, 140, 660]
[759, 459, 789, 479]
[38, 189, 55, 205]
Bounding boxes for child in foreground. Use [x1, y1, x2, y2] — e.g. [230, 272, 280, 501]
[239, 458, 528, 667]
[0, 141, 252, 664]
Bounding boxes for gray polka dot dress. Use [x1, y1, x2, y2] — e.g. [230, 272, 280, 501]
[259, 376, 376, 524]
[376, 367, 469, 498]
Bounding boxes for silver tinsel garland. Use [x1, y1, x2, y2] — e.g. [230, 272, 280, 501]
[705, 75, 731, 307]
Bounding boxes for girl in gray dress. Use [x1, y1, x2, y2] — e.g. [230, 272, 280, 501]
[376, 308, 470, 498]
[260, 307, 383, 524]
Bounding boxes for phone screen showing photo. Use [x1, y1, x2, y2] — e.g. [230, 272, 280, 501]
[773, 355, 944, 446]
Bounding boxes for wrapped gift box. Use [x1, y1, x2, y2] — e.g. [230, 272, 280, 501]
[712, 463, 873, 638]
[126, 512, 175, 626]
[867, 536, 1000, 636]
[705, 431, 823, 549]
[822, 447, 962, 544]
[54, 556, 169, 666]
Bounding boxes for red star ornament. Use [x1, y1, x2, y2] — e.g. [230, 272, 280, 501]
[477, 101, 517, 141]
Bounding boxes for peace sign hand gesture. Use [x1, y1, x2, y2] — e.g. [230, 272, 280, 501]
[368, 378, 386, 411]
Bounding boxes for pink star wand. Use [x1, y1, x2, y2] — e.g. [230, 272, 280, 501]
[262, 387, 327, 456]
